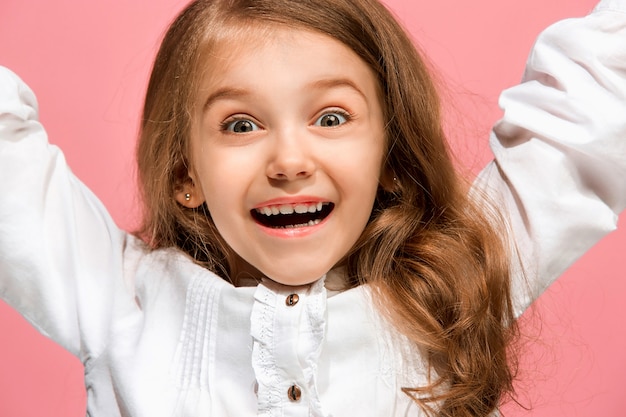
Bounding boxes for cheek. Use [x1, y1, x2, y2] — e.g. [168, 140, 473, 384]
[201, 172, 238, 219]
[195, 154, 256, 242]
[202, 188, 244, 256]
[193, 156, 235, 220]
[192, 141, 233, 199]
[343, 143, 385, 190]
[336, 153, 383, 223]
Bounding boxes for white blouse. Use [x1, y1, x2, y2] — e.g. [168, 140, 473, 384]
[1, 1, 625, 416]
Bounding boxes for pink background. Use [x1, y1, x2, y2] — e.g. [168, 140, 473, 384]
[0, 0, 624, 416]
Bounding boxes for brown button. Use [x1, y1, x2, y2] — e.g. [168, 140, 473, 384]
[286, 293, 300, 306]
[288, 384, 302, 402]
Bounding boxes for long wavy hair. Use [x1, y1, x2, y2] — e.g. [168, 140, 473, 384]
[136, 0, 518, 415]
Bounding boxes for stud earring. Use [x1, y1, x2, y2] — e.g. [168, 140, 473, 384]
[390, 176, 401, 194]
[184, 193, 191, 201]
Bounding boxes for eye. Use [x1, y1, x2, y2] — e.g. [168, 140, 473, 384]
[314, 111, 349, 127]
[221, 118, 259, 133]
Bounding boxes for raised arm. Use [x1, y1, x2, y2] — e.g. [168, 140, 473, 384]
[0, 67, 134, 360]
[474, 0, 626, 315]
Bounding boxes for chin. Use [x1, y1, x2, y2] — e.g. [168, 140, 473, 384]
[261, 266, 331, 287]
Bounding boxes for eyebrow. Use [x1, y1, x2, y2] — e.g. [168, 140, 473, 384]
[202, 87, 252, 112]
[306, 78, 368, 101]
[202, 77, 369, 112]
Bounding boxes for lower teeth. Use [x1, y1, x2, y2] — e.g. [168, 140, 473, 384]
[280, 219, 321, 229]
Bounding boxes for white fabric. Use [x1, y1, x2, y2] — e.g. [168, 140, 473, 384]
[1, 1, 625, 416]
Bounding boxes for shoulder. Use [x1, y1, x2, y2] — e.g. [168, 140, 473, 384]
[123, 235, 228, 300]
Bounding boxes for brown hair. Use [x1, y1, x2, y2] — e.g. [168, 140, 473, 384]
[136, 0, 518, 415]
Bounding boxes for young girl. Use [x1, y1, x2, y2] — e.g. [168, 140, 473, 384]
[1, 0, 625, 416]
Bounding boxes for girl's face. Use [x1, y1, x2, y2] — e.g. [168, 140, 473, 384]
[180, 26, 385, 286]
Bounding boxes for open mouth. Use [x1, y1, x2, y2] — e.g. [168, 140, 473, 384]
[251, 202, 334, 229]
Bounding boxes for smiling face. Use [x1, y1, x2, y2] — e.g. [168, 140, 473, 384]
[176, 26, 386, 286]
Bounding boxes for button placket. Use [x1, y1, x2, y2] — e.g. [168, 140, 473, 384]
[251, 278, 328, 416]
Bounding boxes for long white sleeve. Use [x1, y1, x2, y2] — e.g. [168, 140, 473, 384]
[0, 67, 135, 363]
[474, 0, 626, 315]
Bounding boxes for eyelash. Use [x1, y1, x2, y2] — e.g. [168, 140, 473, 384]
[313, 109, 354, 127]
[218, 108, 354, 133]
[219, 116, 260, 133]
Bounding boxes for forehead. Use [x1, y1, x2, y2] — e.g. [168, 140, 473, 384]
[195, 24, 381, 100]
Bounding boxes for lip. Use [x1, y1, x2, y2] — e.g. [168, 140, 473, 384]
[252, 195, 329, 209]
[251, 195, 333, 238]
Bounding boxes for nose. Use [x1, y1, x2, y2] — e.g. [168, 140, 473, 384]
[265, 129, 316, 181]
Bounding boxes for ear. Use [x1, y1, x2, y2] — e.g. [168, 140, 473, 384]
[379, 168, 397, 193]
[175, 179, 206, 209]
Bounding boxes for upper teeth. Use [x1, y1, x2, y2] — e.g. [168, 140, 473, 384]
[256, 202, 324, 216]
